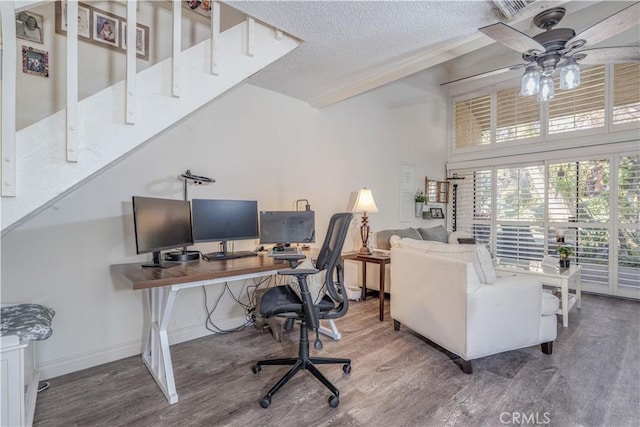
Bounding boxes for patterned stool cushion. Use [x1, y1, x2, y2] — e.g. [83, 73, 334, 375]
[1, 304, 55, 341]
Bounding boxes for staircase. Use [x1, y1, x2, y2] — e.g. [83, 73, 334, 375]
[0, 1, 300, 233]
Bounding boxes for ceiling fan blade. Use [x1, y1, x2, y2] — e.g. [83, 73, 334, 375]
[479, 22, 545, 54]
[567, 2, 640, 49]
[576, 46, 640, 64]
[441, 64, 527, 86]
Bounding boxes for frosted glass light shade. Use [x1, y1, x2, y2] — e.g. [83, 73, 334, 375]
[521, 66, 540, 96]
[537, 75, 555, 102]
[352, 188, 379, 213]
[560, 61, 581, 90]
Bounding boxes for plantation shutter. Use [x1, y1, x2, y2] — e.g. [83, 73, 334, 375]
[454, 95, 491, 148]
[495, 165, 545, 261]
[548, 66, 606, 134]
[454, 169, 492, 246]
[495, 87, 540, 143]
[617, 154, 640, 290]
[612, 64, 640, 126]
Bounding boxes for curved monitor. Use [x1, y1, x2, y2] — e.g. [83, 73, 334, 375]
[259, 211, 315, 244]
[132, 196, 193, 255]
[192, 199, 259, 243]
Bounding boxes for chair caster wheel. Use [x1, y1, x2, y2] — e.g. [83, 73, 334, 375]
[342, 363, 351, 374]
[260, 396, 271, 408]
[252, 365, 261, 374]
[328, 395, 339, 408]
[314, 340, 323, 350]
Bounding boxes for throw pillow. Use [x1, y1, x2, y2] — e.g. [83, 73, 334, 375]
[288, 258, 327, 304]
[417, 225, 449, 243]
[458, 238, 477, 244]
[375, 228, 422, 250]
[448, 230, 472, 244]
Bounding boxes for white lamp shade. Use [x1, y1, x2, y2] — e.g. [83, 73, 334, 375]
[560, 61, 580, 90]
[521, 66, 540, 96]
[537, 75, 555, 102]
[352, 188, 379, 213]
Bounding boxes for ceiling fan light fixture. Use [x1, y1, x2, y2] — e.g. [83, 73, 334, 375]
[560, 58, 581, 90]
[521, 65, 540, 96]
[537, 75, 555, 102]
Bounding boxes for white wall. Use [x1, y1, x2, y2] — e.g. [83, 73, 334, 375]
[1, 69, 448, 379]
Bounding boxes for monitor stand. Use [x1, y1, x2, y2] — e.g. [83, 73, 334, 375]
[141, 251, 172, 268]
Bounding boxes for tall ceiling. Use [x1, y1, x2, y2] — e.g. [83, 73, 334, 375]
[226, 1, 639, 108]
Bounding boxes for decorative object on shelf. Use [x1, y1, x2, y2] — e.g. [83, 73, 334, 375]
[436, 181, 449, 204]
[414, 190, 426, 218]
[430, 207, 444, 219]
[22, 46, 49, 78]
[55, 1, 150, 61]
[16, 10, 44, 44]
[555, 228, 566, 243]
[425, 178, 437, 203]
[558, 246, 573, 269]
[446, 174, 465, 231]
[352, 188, 379, 255]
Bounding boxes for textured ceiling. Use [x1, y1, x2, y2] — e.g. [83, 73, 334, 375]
[226, 1, 639, 107]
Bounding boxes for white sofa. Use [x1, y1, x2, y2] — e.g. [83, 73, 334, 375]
[390, 238, 558, 373]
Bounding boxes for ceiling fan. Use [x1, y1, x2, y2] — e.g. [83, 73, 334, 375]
[443, 2, 640, 101]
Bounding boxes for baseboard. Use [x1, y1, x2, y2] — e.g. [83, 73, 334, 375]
[38, 316, 247, 380]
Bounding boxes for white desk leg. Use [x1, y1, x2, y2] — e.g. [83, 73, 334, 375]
[142, 287, 180, 404]
[318, 319, 341, 340]
[561, 280, 569, 328]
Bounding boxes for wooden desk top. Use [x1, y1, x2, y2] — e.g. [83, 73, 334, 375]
[111, 254, 289, 290]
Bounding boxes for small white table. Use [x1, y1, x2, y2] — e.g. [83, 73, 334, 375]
[494, 259, 582, 327]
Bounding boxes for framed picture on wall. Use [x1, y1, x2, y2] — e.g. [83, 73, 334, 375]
[22, 46, 49, 77]
[92, 10, 119, 47]
[16, 11, 44, 44]
[121, 22, 150, 60]
[430, 207, 444, 219]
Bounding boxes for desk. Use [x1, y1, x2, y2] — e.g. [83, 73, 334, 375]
[343, 252, 391, 321]
[494, 259, 582, 327]
[111, 254, 338, 404]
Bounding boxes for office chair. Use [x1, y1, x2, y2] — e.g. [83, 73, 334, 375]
[252, 212, 354, 408]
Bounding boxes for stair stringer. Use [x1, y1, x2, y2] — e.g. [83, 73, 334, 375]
[2, 21, 300, 232]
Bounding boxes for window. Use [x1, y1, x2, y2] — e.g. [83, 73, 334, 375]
[618, 154, 640, 290]
[496, 87, 540, 143]
[454, 169, 492, 246]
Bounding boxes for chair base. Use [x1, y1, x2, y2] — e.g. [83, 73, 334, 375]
[252, 320, 351, 408]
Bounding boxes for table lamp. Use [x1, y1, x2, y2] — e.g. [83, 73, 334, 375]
[352, 188, 379, 255]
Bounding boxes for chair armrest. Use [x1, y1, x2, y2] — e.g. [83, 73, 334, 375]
[274, 254, 306, 268]
[278, 268, 320, 276]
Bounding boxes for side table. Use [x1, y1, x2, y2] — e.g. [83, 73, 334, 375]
[343, 252, 391, 321]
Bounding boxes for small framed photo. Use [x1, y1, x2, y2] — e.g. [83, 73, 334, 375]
[92, 10, 119, 47]
[430, 207, 444, 219]
[16, 11, 44, 44]
[22, 46, 49, 77]
[121, 22, 150, 60]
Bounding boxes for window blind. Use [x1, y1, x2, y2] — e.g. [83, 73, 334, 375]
[454, 95, 491, 149]
[613, 64, 640, 126]
[495, 87, 540, 143]
[617, 154, 639, 290]
[455, 169, 492, 246]
[548, 66, 606, 134]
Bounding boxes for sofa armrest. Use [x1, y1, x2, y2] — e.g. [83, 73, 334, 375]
[466, 275, 544, 359]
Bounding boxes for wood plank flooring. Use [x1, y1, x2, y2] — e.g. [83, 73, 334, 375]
[34, 294, 639, 426]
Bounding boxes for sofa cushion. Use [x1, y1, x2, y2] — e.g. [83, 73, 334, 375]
[289, 258, 327, 304]
[398, 239, 496, 284]
[376, 228, 421, 250]
[417, 225, 449, 243]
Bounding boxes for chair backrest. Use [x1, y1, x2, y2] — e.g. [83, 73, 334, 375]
[315, 212, 353, 318]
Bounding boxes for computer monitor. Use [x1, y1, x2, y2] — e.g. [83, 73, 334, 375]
[192, 199, 259, 259]
[132, 196, 194, 268]
[259, 211, 315, 245]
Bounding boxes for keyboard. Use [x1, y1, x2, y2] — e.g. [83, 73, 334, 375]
[268, 247, 300, 256]
[203, 251, 257, 261]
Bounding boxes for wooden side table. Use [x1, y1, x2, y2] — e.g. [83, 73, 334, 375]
[343, 252, 391, 321]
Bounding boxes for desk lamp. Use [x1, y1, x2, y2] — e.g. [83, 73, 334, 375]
[352, 188, 378, 255]
[166, 170, 215, 262]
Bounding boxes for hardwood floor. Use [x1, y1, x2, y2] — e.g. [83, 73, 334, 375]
[34, 294, 639, 426]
